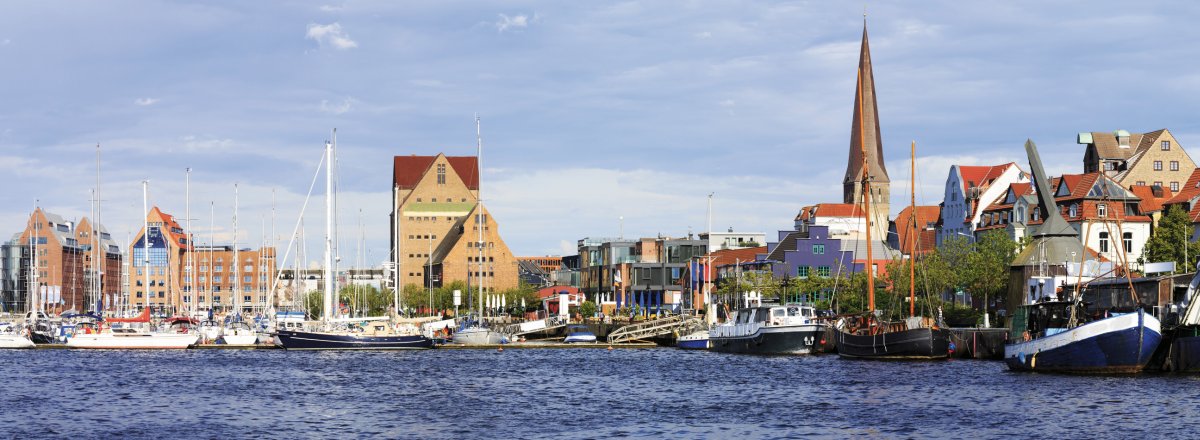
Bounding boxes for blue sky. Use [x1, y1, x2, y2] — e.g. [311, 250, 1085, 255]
[3, 1, 1200, 265]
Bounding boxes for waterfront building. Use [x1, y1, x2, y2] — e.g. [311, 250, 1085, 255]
[129, 207, 277, 314]
[935, 163, 1028, 245]
[577, 236, 708, 315]
[392, 153, 518, 292]
[764, 225, 893, 281]
[1080, 129, 1196, 192]
[699, 229, 766, 253]
[0, 208, 122, 314]
[888, 205, 940, 257]
[977, 172, 1152, 269]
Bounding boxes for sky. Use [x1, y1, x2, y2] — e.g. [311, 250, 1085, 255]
[3, 1, 1200, 267]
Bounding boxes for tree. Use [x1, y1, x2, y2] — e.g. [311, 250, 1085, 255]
[579, 301, 597, 318]
[1142, 205, 1200, 271]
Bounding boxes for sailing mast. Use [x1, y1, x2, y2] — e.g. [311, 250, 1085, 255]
[233, 183, 240, 318]
[857, 58, 875, 314]
[393, 183, 401, 316]
[909, 141, 916, 318]
[322, 136, 335, 326]
[142, 181, 151, 314]
[476, 115, 484, 319]
[186, 168, 192, 316]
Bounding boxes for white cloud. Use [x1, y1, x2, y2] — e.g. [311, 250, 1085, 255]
[319, 5, 343, 12]
[1, 39, 10, 45]
[320, 97, 355, 115]
[306, 22, 357, 50]
[496, 13, 537, 33]
[134, 97, 159, 106]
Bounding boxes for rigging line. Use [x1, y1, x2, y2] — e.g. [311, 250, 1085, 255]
[267, 149, 328, 303]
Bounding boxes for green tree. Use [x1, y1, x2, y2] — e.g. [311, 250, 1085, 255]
[579, 301, 598, 318]
[1142, 205, 1200, 271]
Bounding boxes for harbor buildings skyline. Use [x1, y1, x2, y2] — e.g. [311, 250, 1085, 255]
[0, 208, 122, 314]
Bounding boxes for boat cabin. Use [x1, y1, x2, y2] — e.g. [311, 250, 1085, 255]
[1008, 301, 1089, 341]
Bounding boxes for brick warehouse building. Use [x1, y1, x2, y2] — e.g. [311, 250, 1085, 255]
[0, 208, 122, 314]
[391, 153, 518, 293]
[129, 206, 276, 313]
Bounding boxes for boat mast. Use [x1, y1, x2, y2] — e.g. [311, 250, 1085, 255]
[186, 167, 192, 316]
[29, 201, 37, 323]
[393, 183, 401, 316]
[323, 136, 335, 325]
[909, 141, 916, 318]
[94, 145, 101, 313]
[142, 181, 151, 314]
[233, 183, 239, 317]
[476, 115, 484, 319]
[857, 61, 875, 314]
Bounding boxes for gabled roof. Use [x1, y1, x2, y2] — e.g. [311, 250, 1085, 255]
[393, 154, 479, 190]
[893, 205, 940, 255]
[765, 231, 803, 262]
[956, 162, 1019, 194]
[795, 203, 864, 221]
[707, 246, 768, 269]
[1163, 168, 1200, 219]
[1085, 130, 1148, 160]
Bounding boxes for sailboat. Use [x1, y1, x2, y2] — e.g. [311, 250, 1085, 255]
[275, 134, 432, 350]
[67, 181, 200, 349]
[834, 140, 951, 360]
[1003, 140, 1161, 373]
[451, 116, 511, 346]
[222, 183, 258, 345]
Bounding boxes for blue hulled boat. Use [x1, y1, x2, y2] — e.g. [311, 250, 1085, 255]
[276, 326, 433, 350]
[1005, 302, 1160, 374]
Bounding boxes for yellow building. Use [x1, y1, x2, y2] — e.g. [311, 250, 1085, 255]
[391, 153, 518, 292]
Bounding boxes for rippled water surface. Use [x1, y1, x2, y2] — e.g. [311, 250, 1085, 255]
[0, 348, 1196, 439]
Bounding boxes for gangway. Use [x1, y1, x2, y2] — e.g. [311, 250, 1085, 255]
[607, 315, 705, 344]
[503, 316, 568, 337]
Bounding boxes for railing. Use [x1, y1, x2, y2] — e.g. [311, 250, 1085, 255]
[607, 315, 704, 343]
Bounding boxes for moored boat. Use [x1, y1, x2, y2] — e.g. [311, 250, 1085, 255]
[0, 323, 35, 349]
[452, 323, 509, 345]
[709, 304, 825, 355]
[1004, 302, 1160, 373]
[676, 330, 710, 350]
[563, 325, 596, 343]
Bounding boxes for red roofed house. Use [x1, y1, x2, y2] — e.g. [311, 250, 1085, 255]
[977, 172, 1152, 268]
[391, 153, 518, 294]
[1162, 167, 1200, 240]
[936, 163, 1028, 245]
[888, 205, 940, 257]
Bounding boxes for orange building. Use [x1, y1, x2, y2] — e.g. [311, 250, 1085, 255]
[4, 208, 122, 314]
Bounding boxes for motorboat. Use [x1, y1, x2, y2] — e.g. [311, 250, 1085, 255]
[710, 304, 826, 355]
[0, 323, 34, 349]
[563, 325, 597, 343]
[222, 320, 258, 345]
[676, 330, 710, 350]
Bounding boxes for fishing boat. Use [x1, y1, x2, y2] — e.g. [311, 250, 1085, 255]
[834, 139, 950, 360]
[1160, 263, 1200, 372]
[1002, 140, 1161, 373]
[709, 304, 825, 354]
[275, 134, 432, 350]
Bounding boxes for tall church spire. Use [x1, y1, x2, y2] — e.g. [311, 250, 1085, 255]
[843, 21, 890, 227]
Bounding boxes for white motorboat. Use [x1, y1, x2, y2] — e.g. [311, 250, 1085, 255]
[0, 324, 34, 349]
[198, 320, 223, 343]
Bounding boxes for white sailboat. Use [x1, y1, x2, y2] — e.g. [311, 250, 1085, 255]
[67, 181, 199, 349]
[222, 183, 258, 345]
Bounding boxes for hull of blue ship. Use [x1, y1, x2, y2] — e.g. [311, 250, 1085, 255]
[676, 334, 710, 350]
[275, 329, 433, 350]
[1005, 309, 1160, 374]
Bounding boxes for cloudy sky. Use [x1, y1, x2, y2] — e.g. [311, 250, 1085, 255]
[2, 1, 1199, 266]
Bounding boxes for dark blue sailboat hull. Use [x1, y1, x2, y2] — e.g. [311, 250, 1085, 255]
[1005, 310, 1160, 374]
[276, 329, 433, 350]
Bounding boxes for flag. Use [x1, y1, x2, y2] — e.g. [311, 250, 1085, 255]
[613, 268, 621, 287]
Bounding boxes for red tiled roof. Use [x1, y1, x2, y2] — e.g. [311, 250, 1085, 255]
[1129, 185, 1173, 214]
[812, 203, 864, 218]
[536, 285, 578, 299]
[893, 205, 940, 255]
[393, 155, 479, 190]
[957, 163, 1018, 194]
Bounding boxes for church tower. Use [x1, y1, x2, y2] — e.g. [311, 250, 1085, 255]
[842, 22, 890, 233]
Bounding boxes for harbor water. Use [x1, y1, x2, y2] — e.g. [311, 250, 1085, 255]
[0, 348, 1196, 439]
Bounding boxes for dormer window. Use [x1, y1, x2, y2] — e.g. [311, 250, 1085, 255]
[1069, 204, 1078, 218]
[1097, 203, 1107, 218]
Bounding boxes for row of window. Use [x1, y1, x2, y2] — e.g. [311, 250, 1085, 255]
[1098, 232, 1134, 254]
[406, 234, 438, 240]
[1134, 181, 1180, 192]
[182, 285, 261, 292]
[797, 266, 832, 278]
[413, 197, 469, 203]
[1151, 160, 1180, 171]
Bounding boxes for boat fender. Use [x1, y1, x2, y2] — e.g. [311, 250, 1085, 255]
[819, 338, 826, 346]
[607, 345, 613, 351]
[948, 341, 956, 354]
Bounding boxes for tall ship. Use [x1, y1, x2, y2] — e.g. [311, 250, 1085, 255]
[1003, 140, 1161, 373]
[709, 302, 825, 354]
[275, 133, 432, 350]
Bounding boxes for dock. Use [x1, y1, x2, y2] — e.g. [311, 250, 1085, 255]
[948, 328, 1007, 359]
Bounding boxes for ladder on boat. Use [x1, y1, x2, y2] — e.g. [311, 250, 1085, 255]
[606, 315, 705, 344]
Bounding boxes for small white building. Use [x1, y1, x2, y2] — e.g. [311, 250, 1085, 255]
[937, 162, 1029, 244]
[699, 229, 767, 253]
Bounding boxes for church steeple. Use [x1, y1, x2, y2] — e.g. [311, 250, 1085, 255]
[843, 21, 890, 228]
